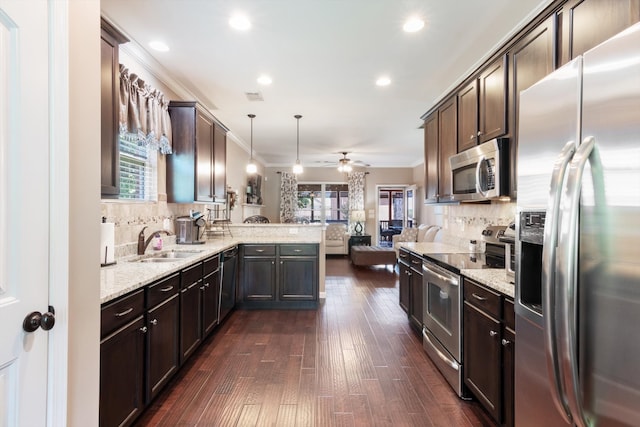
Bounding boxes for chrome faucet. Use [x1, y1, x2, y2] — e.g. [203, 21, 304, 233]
[137, 226, 173, 255]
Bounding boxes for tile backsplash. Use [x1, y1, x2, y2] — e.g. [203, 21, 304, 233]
[422, 202, 516, 250]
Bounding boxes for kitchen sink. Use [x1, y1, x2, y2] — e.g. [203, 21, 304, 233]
[136, 250, 203, 263]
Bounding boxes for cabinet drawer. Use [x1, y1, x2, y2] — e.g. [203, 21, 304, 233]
[408, 253, 423, 271]
[203, 254, 220, 276]
[243, 244, 276, 256]
[398, 249, 410, 263]
[464, 278, 501, 319]
[101, 289, 145, 338]
[503, 297, 515, 331]
[181, 262, 203, 288]
[147, 273, 180, 308]
[280, 244, 317, 256]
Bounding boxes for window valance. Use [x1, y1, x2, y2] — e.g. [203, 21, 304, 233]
[118, 64, 172, 154]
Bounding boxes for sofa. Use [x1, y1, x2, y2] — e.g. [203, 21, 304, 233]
[325, 223, 350, 255]
[392, 224, 441, 257]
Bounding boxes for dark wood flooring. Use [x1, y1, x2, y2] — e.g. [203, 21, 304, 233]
[134, 257, 495, 426]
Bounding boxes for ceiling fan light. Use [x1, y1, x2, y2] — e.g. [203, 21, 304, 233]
[339, 163, 352, 173]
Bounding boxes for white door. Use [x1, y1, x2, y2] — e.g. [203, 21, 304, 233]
[0, 1, 52, 425]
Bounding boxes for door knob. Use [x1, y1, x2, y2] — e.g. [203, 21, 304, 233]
[23, 306, 56, 333]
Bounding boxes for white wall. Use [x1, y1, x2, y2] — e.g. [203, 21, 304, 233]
[68, 1, 101, 425]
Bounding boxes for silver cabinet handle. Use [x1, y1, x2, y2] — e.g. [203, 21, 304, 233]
[489, 330, 497, 337]
[471, 293, 487, 301]
[140, 326, 148, 333]
[150, 319, 158, 326]
[469, 134, 474, 140]
[115, 308, 133, 317]
[293, 249, 302, 253]
[204, 282, 210, 288]
[256, 249, 265, 253]
[411, 259, 421, 265]
[159, 285, 174, 292]
[501, 339, 510, 346]
[200, 286, 206, 290]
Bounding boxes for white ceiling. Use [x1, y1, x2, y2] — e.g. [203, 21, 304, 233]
[101, 0, 550, 169]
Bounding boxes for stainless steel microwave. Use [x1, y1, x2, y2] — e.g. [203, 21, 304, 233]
[449, 138, 509, 202]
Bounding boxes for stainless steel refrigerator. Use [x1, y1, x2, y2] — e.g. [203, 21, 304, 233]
[515, 22, 640, 427]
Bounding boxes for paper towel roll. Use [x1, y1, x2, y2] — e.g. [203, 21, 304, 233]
[100, 222, 115, 266]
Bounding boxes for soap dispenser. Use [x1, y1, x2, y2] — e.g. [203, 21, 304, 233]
[152, 232, 163, 250]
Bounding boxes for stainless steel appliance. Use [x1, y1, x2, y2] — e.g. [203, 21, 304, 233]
[449, 138, 509, 202]
[515, 22, 640, 427]
[421, 246, 504, 398]
[176, 214, 206, 245]
[219, 246, 237, 322]
[500, 221, 515, 282]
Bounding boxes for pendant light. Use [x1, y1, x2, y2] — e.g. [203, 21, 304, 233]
[246, 114, 257, 174]
[292, 114, 304, 174]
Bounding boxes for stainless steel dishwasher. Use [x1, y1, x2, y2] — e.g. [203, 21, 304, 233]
[219, 246, 238, 322]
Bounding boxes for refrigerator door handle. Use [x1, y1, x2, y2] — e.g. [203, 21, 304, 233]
[560, 136, 602, 427]
[542, 140, 576, 423]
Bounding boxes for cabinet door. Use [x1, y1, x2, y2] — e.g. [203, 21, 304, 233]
[509, 15, 555, 199]
[457, 80, 478, 152]
[279, 257, 318, 301]
[423, 113, 439, 203]
[100, 316, 145, 427]
[213, 123, 227, 202]
[202, 269, 221, 336]
[195, 109, 215, 202]
[463, 301, 501, 423]
[398, 262, 410, 314]
[478, 55, 507, 142]
[242, 257, 276, 301]
[180, 281, 203, 363]
[409, 269, 423, 333]
[147, 294, 180, 403]
[559, 0, 640, 65]
[100, 20, 127, 198]
[502, 327, 516, 427]
[438, 97, 457, 202]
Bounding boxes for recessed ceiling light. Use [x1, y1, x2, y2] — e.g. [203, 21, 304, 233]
[149, 41, 169, 52]
[376, 76, 391, 87]
[229, 13, 251, 31]
[403, 16, 425, 33]
[257, 75, 272, 85]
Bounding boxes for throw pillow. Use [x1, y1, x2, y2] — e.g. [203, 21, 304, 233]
[397, 227, 418, 242]
[326, 224, 346, 240]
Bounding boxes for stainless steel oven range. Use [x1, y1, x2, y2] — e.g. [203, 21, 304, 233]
[421, 249, 504, 399]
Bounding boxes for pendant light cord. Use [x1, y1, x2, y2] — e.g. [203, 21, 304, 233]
[248, 114, 255, 161]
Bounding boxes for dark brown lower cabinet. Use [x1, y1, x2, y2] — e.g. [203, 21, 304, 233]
[100, 316, 145, 427]
[202, 255, 221, 337]
[180, 280, 203, 363]
[408, 264, 423, 333]
[464, 301, 501, 421]
[398, 248, 424, 334]
[279, 256, 318, 300]
[463, 277, 516, 426]
[398, 260, 410, 313]
[146, 293, 180, 403]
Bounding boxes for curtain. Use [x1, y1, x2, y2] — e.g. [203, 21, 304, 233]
[279, 172, 298, 223]
[348, 171, 366, 233]
[119, 65, 173, 154]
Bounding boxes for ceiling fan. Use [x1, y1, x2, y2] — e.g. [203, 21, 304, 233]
[316, 152, 370, 171]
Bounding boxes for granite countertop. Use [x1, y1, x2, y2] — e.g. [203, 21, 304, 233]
[460, 269, 515, 298]
[398, 241, 514, 298]
[101, 236, 321, 304]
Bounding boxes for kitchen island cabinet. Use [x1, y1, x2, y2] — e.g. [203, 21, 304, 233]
[239, 243, 319, 309]
[201, 254, 221, 337]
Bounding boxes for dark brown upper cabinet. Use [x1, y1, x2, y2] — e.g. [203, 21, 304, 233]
[167, 101, 228, 203]
[100, 18, 128, 198]
[457, 55, 507, 153]
[438, 97, 457, 203]
[423, 113, 439, 204]
[558, 0, 640, 66]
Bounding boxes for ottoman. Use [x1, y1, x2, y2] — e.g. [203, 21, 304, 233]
[350, 245, 396, 267]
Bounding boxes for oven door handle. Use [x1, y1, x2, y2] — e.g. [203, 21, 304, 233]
[422, 264, 458, 286]
[422, 328, 459, 371]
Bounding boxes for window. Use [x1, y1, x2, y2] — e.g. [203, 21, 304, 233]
[297, 183, 348, 224]
[118, 135, 157, 201]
